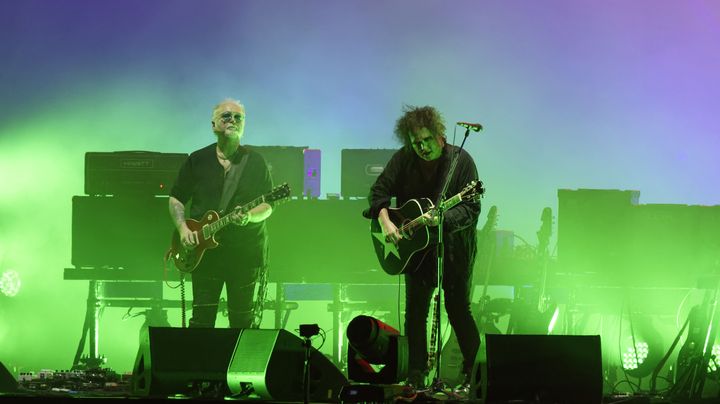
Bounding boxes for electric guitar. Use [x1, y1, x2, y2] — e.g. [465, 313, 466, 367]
[536, 207, 553, 314]
[510, 207, 558, 335]
[370, 180, 483, 275]
[168, 183, 291, 273]
[475, 205, 499, 304]
[474, 205, 502, 332]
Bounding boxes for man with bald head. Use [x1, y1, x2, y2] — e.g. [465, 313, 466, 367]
[169, 98, 273, 328]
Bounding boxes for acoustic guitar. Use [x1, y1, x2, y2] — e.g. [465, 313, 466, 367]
[370, 180, 483, 275]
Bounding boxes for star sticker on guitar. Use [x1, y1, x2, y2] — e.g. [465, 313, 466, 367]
[372, 230, 401, 260]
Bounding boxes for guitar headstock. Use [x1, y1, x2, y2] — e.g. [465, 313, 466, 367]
[479, 205, 498, 236]
[267, 183, 291, 204]
[537, 207, 553, 253]
[460, 180, 485, 202]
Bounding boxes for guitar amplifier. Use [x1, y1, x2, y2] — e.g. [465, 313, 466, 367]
[341, 149, 396, 198]
[72, 195, 175, 272]
[85, 151, 187, 196]
[248, 146, 308, 198]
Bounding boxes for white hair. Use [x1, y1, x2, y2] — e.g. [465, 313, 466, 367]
[212, 98, 244, 117]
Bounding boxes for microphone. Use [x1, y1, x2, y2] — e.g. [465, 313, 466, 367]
[457, 122, 483, 132]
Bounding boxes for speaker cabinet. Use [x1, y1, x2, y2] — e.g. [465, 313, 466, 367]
[227, 329, 347, 402]
[72, 195, 175, 270]
[0, 362, 17, 393]
[248, 145, 307, 198]
[132, 327, 347, 401]
[266, 199, 386, 284]
[131, 327, 242, 397]
[84, 151, 187, 196]
[340, 148, 396, 198]
[473, 334, 602, 404]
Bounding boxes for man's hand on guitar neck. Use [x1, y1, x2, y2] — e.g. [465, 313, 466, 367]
[230, 210, 251, 226]
[229, 202, 272, 227]
[421, 210, 440, 227]
[379, 208, 402, 244]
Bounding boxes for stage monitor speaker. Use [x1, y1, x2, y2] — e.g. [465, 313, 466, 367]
[131, 327, 241, 397]
[227, 329, 347, 402]
[472, 334, 602, 404]
[0, 362, 17, 393]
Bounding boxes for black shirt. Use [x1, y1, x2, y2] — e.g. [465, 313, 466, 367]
[368, 144, 481, 279]
[171, 143, 273, 270]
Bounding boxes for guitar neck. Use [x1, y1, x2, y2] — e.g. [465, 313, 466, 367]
[397, 191, 467, 233]
[439, 190, 465, 212]
[206, 195, 268, 236]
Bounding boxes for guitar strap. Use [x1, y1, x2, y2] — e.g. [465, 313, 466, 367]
[219, 152, 250, 213]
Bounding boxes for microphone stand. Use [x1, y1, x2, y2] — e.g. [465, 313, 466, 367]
[430, 128, 472, 388]
[303, 335, 311, 404]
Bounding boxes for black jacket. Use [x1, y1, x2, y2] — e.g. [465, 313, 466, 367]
[171, 143, 273, 270]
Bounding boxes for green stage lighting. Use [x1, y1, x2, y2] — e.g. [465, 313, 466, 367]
[620, 314, 664, 379]
[708, 344, 720, 373]
[0, 270, 21, 297]
[622, 341, 649, 372]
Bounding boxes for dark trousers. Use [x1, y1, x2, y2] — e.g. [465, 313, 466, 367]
[188, 250, 259, 328]
[404, 262, 480, 378]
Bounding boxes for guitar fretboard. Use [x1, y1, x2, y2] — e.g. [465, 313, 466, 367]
[440, 193, 463, 211]
[202, 196, 267, 238]
[396, 188, 470, 236]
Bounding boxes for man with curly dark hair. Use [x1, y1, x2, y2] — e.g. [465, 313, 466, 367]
[367, 105, 481, 390]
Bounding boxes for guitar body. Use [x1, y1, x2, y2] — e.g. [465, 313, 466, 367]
[370, 198, 434, 275]
[170, 210, 221, 273]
